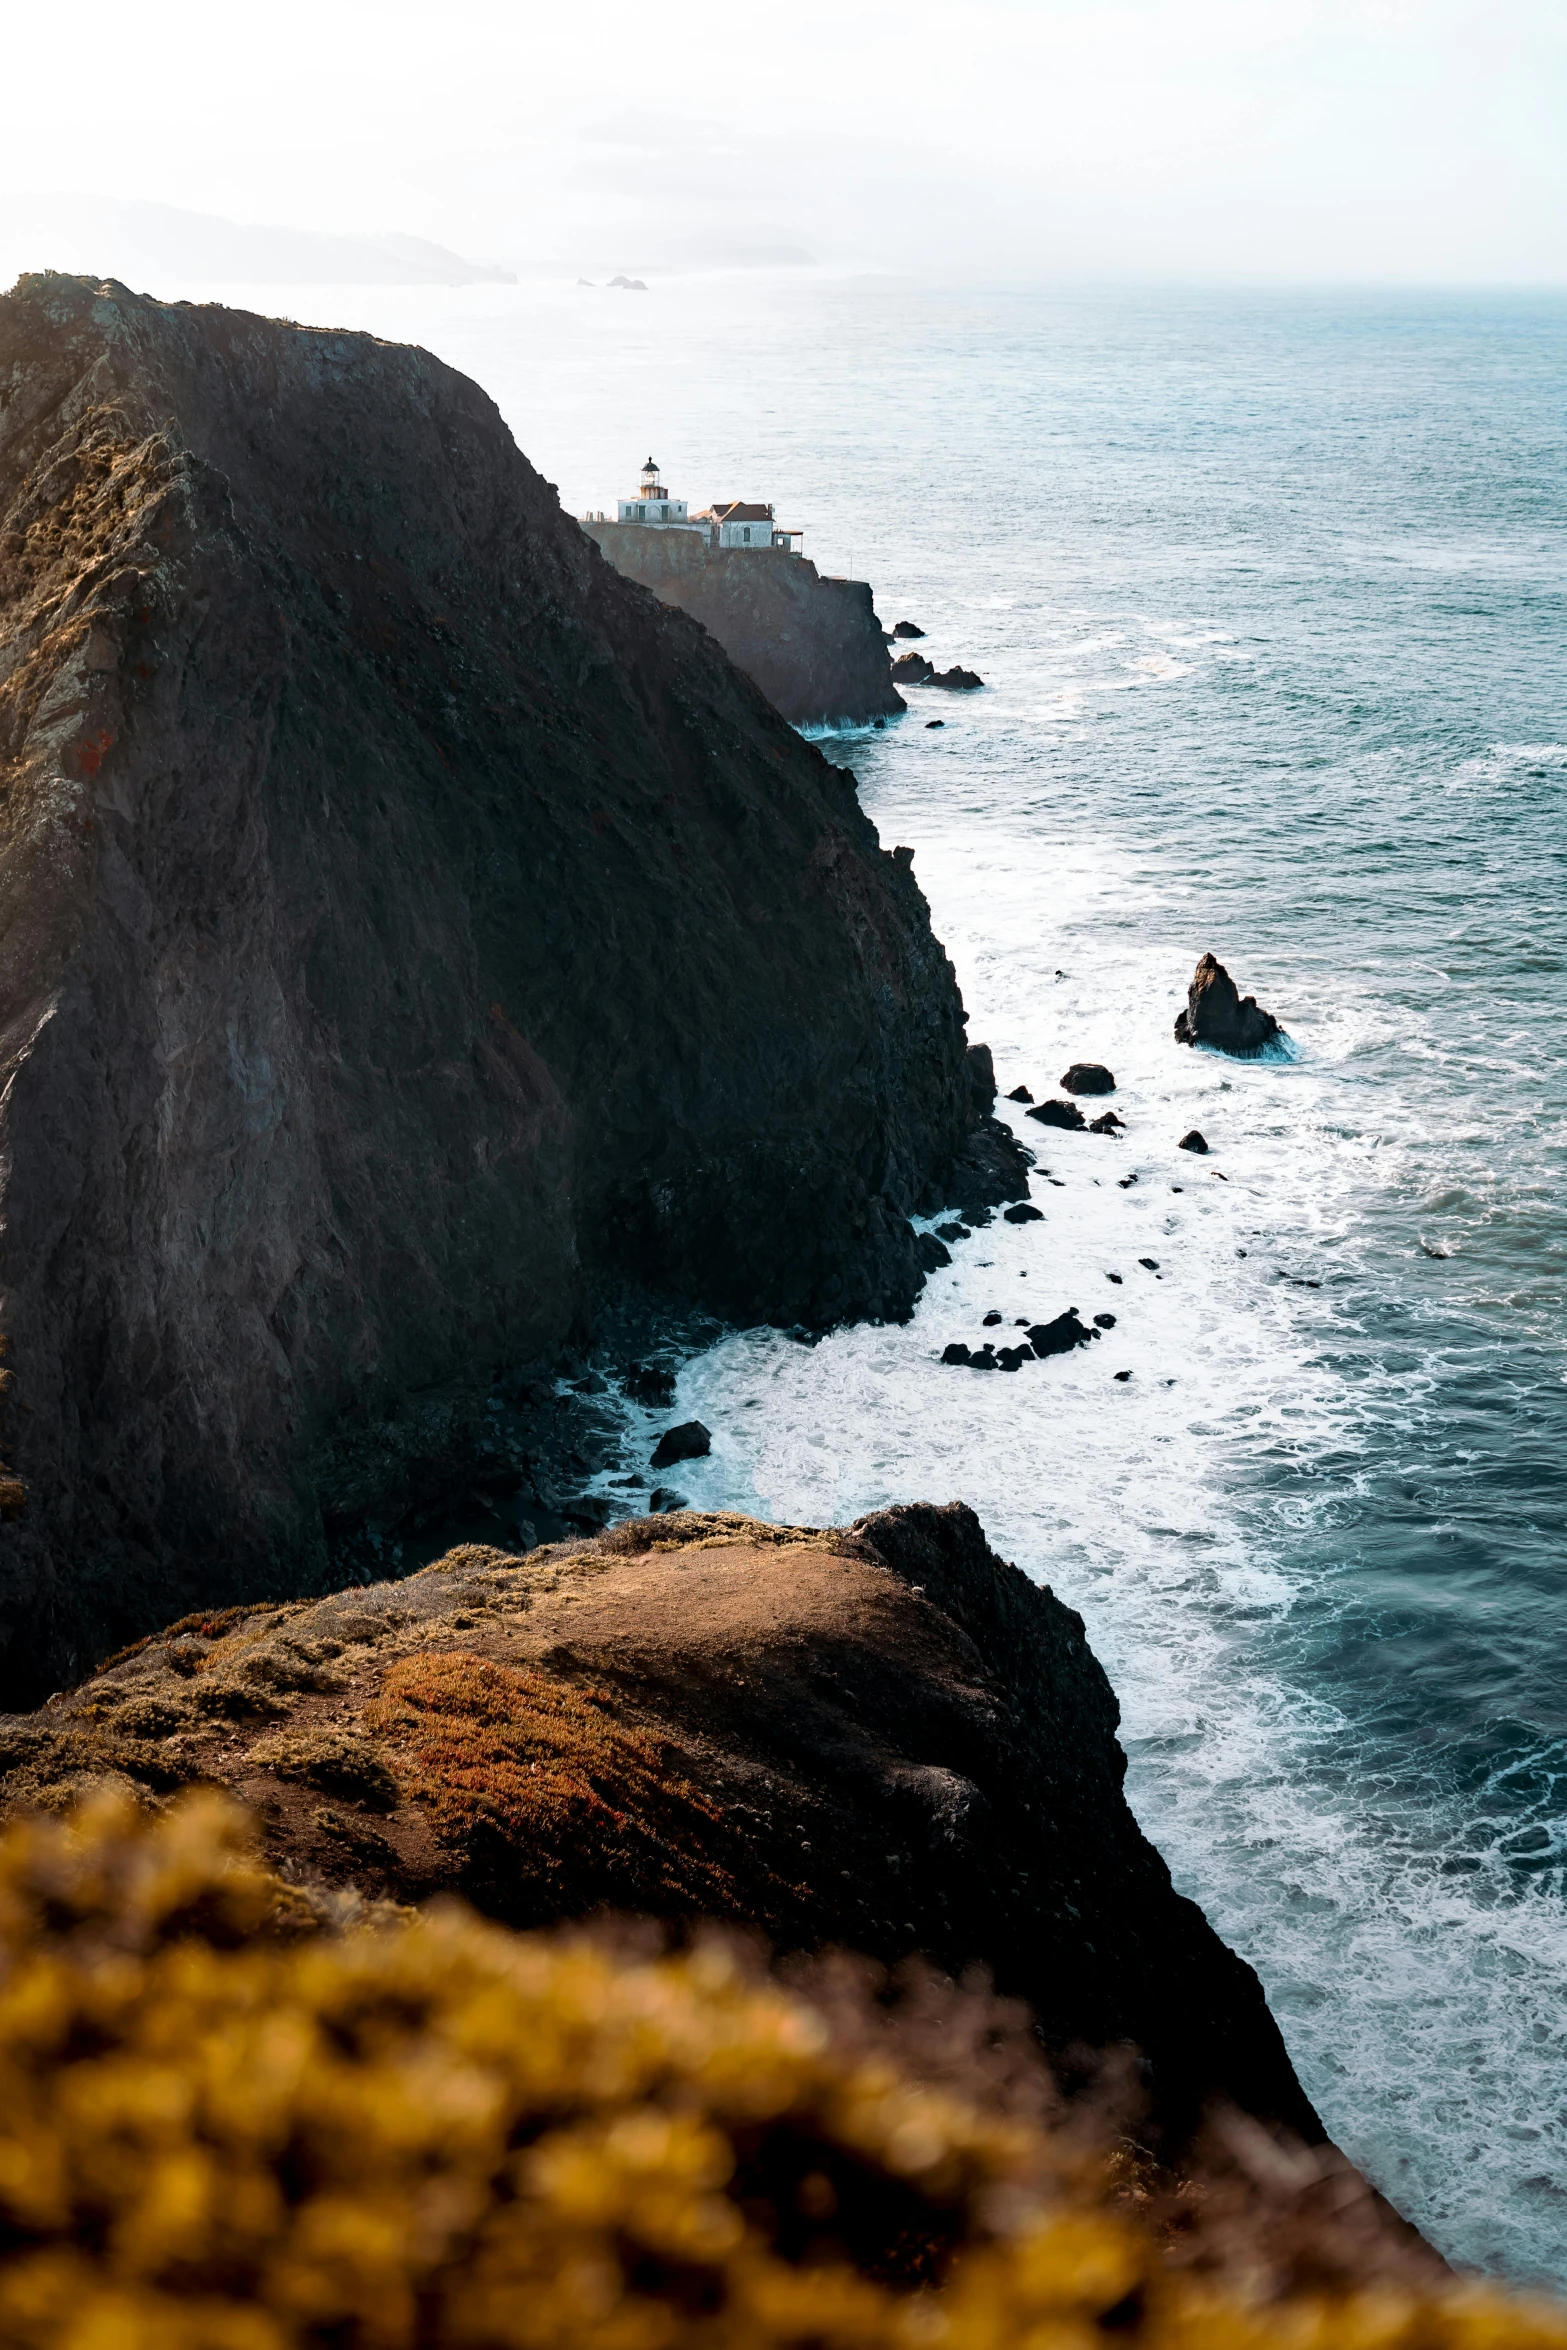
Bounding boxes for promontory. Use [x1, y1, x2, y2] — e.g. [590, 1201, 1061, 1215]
[0, 275, 1020, 1700]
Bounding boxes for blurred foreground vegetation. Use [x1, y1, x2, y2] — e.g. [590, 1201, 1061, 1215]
[0, 1791, 1558, 2349]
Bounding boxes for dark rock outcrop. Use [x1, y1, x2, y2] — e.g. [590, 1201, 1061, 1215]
[1089, 1110, 1125, 1135]
[917, 1045, 1032, 1223]
[1061, 1062, 1115, 1095]
[0, 1502, 1326, 2147]
[582, 521, 902, 726]
[891, 620, 925, 639]
[0, 274, 994, 1699]
[1178, 1129, 1210, 1154]
[893, 652, 985, 692]
[1174, 954, 1282, 1055]
[649, 1421, 711, 1469]
[1026, 1099, 1086, 1132]
[1027, 1309, 1097, 1357]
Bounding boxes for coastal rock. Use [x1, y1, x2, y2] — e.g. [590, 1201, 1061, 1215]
[919, 1047, 1034, 1222]
[914, 1231, 953, 1271]
[1061, 1063, 1115, 1095]
[1174, 953, 1282, 1055]
[1006, 1084, 1034, 1102]
[1027, 1310, 1097, 1357]
[892, 620, 926, 638]
[0, 275, 996, 1700]
[1178, 1129, 1210, 1154]
[892, 651, 936, 685]
[1026, 1099, 1086, 1131]
[649, 1421, 712, 1469]
[891, 652, 985, 692]
[1003, 1202, 1044, 1223]
[1088, 1111, 1125, 1135]
[0, 1504, 1327, 2141]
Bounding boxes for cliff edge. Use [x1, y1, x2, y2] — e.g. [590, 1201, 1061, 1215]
[2, 1501, 1323, 2149]
[584, 521, 904, 727]
[0, 275, 1012, 1698]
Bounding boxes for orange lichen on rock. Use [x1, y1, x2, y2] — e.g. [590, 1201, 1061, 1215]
[366, 1649, 743, 1914]
[0, 1792, 1560, 2350]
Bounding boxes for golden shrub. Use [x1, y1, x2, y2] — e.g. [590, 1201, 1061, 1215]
[0, 1791, 1558, 2350]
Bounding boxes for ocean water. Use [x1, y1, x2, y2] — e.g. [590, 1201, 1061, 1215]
[165, 271, 1566, 2281]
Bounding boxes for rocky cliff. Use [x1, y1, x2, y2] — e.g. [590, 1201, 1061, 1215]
[0, 1502, 1322, 2150]
[583, 522, 904, 727]
[0, 275, 1015, 1700]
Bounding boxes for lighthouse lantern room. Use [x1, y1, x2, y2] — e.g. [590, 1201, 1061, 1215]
[617, 458, 692, 527]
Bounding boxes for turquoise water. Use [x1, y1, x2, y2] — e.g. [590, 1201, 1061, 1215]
[195, 273, 1567, 2279]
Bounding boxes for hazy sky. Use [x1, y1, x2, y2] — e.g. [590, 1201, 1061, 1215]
[4, 0, 1563, 280]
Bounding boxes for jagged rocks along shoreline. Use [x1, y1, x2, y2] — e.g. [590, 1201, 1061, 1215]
[1, 1500, 1324, 2153]
[583, 519, 905, 727]
[0, 274, 1022, 1701]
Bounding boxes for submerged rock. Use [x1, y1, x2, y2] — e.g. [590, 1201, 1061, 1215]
[1027, 1310, 1098, 1357]
[1174, 954, 1282, 1055]
[650, 1421, 712, 1469]
[1026, 1100, 1087, 1132]
[1088, 1111, 1125, 1135]
[893, 652, 986, 692]
[1061, 1063, 1115, 1095]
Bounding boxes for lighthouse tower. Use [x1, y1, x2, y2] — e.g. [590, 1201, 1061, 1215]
[616, 459, 691, 527]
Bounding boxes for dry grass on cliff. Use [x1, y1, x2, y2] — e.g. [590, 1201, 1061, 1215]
[0, 1789, 1560, 2350]
[365, 1649, 744, 1913]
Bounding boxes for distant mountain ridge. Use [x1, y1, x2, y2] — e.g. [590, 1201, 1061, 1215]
[0, 196, 514, 286]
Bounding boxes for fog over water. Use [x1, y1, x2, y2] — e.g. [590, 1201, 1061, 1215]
[133, 272, 1567, 2282]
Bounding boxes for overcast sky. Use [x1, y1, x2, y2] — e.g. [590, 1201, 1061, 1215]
[4, 0, 1563, 280]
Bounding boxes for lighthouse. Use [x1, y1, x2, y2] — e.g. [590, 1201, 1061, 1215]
[614, 458, 695, 528]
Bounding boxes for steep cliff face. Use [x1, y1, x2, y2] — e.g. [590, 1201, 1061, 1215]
[0, 1503, 1322, 2149]
[0, 274, 998, 1699]
[584, 522, 904, 726]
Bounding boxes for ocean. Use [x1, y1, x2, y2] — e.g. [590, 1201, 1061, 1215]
[167, 269, 1567, 2281]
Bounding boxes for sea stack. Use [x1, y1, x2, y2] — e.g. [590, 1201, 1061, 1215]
[0, 274, 1011, 1699]
[1174, 953, 1283, 1054]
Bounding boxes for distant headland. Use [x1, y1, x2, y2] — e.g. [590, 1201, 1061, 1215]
[582, 457, 903, 726]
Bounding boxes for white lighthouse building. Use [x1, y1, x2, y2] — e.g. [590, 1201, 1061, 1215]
[586, 458, 803, 552]
[615, 457, 701, 530]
